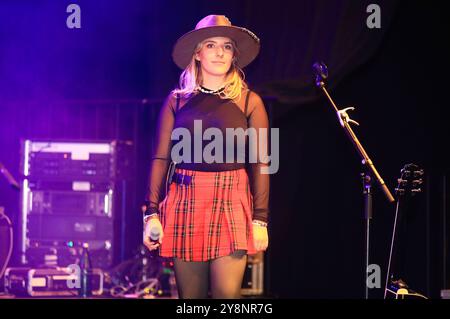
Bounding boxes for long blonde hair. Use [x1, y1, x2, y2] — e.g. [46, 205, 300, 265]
[172, 41, 248, 101]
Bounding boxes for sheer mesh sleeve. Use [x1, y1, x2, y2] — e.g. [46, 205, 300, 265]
[146, 93, 177, 214]
[246, 91, 271, 223]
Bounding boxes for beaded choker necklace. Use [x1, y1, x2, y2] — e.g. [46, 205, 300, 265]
[198, 86, 225, 95]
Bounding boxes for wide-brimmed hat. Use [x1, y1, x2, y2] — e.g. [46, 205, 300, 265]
[172, 15, 260, 69]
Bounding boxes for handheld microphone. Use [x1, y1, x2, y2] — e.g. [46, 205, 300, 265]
[149, 225, 160, 243]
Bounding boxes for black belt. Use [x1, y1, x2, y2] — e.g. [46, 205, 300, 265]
[171, 172, 192, 186]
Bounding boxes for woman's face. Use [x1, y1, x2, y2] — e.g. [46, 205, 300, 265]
[195, 37, 235, 78]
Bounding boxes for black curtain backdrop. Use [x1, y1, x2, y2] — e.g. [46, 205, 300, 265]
[1, 0, 449, 298]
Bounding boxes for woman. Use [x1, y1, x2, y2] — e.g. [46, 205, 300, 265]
[143, 15, 270, 299]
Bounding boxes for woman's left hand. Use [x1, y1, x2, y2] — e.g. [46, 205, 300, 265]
[253, 224, 269, 252]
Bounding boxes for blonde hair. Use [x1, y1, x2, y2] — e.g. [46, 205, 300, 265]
[172, 41, 248, 102]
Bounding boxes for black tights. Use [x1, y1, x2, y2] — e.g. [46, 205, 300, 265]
[173, 250, 248, 299]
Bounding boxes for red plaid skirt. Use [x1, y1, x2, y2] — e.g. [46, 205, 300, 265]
[158, 167, 257, 261]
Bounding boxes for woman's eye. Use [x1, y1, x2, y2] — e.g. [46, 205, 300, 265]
[225, 45, 233, 50]
[206, 43, 214, 48]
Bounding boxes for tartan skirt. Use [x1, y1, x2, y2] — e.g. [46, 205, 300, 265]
[158, 167, 257, 262]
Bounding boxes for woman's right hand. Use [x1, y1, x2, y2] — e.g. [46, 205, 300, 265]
[143, 217, 164, 251]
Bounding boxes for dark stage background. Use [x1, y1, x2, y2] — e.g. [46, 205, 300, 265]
[1, 0, 449, 298]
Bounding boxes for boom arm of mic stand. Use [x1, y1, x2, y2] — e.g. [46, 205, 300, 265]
[317, 81, 395, 203]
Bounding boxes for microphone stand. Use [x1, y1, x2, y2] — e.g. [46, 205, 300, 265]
[313, 62, 395, 299]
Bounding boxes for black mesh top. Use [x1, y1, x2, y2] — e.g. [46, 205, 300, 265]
[147, 89, 270, 223]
